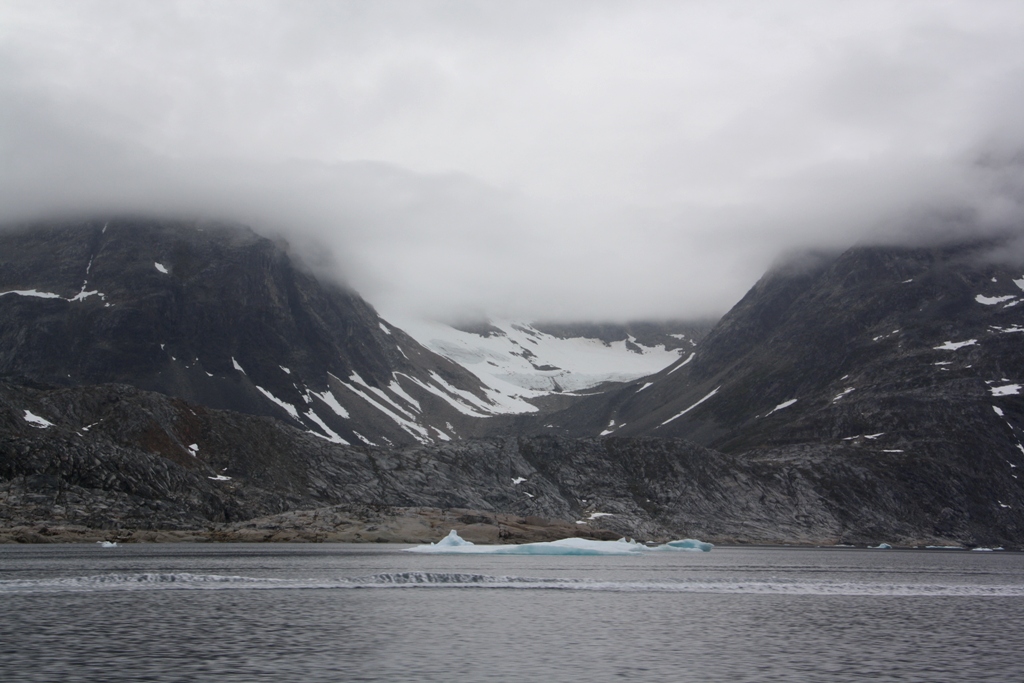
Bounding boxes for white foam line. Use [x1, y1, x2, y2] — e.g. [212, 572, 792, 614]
[4, 573, 1024, 597]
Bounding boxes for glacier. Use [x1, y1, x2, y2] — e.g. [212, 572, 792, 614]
[404, 529, 713, 555]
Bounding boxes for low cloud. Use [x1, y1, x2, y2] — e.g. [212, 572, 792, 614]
[2, 1, 1023, 321]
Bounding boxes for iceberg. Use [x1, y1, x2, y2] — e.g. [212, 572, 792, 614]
[404, 530, 712, 555]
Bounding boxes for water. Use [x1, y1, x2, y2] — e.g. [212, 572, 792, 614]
[2, 543, 1023, 682]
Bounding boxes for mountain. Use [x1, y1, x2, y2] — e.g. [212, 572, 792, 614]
[5, 217, 1024, 548]
[541, 237, 1024, 544]
[0, 218, 536, 447]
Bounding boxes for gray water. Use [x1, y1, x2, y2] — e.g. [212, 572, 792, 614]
[2, 543, 1023, 682]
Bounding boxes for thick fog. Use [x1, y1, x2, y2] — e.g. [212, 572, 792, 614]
[2, 1, 1024, 321]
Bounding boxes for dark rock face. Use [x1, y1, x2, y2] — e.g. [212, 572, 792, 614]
[539, 238, 1024, 544]
[4, 219, 1024, 547]
[3, 377, 1020, 546]
[0, 218, 505, 447]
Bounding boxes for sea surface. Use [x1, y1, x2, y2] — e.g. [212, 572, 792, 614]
[1, 543, 1023, 682]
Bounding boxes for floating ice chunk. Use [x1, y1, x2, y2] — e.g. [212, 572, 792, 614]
[405, 530, 712, 555]
[933, 339, 977, 351]
[975, 294, 1016, 305]
[96, 541, 118, 548]
[23, 410, 53, 429]
[660, 539, 714, 552]
[154, 262, 168, 274]
[991, 384, 1021, 396]
[871, 543, 892, 549]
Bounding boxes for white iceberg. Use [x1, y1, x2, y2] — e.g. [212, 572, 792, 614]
[404, 529, 712, 555]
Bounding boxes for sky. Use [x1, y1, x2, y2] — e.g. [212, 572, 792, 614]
[2, 1, 1024, 322]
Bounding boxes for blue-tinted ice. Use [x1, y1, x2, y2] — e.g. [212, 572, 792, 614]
[404, 529, 713, 554]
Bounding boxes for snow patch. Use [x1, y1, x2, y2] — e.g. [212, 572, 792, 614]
[255, 386, 301, 420]
[231, 357, 246, 374]
[667, 352, 695, 375]
[933, 339, 977, 351]
[833, 387, 855, 402]
[23, 410, 53, 429]
[0, 289, 63, 299]
[764, 399, 797, 417]
[991, 384, 1021, 397]
[660, 387, 720, 426]
[975, 294, 1016, 305]
[303, 410, 349, 445]
[154, 262, 168, 274]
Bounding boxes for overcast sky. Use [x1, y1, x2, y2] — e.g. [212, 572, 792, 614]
[3, 1, 1024, 322]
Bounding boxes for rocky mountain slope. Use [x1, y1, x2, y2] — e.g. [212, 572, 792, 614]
[4, 218, 1024, 547]
[6, 376, 1018, 547]
[540, 237, 1024, 543]
[0, 218, 541, 447]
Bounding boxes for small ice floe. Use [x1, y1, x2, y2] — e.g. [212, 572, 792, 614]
[405, 530, 713, 555]
[97, 541, 118, 548]
[871, 543, 892, 549]
[972, 547, 995, 552]
[23, 410, 53, 429]
[154, 262, 169, 274]
[933, 339, 977, 351]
